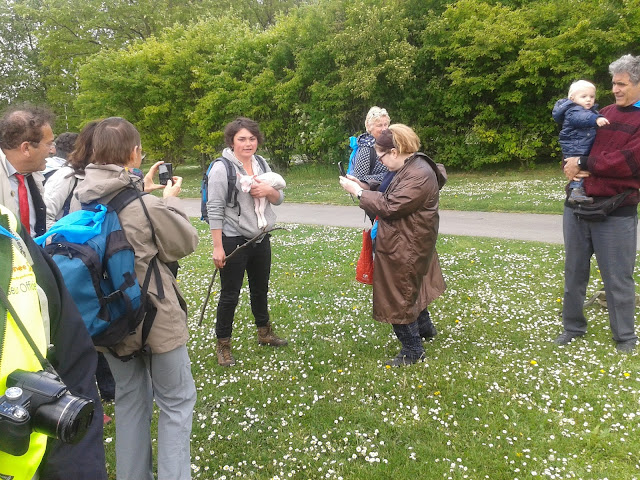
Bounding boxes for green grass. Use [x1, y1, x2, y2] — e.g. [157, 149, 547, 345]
[102, 221, 640, 479]
[169, 162, 567, 215]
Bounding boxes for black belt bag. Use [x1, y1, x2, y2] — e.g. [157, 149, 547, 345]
[572, 189, 635, 222]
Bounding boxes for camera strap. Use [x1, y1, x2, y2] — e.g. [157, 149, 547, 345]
[0, 285, 56, 374]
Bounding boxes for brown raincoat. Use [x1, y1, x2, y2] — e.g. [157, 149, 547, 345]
[359, 153, 446, 325]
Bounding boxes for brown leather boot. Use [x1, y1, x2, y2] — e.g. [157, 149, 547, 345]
[257, 323, 288, 347]
[216, 337, 236, 366]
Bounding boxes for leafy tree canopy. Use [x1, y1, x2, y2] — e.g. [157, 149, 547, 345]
[3, 0, 640, 169]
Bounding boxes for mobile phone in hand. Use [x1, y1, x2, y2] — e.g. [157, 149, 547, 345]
[159, 163, 173, 185]
[338, 161, 355, 202]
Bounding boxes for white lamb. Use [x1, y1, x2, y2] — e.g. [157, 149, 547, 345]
[238, 171, 286, 229]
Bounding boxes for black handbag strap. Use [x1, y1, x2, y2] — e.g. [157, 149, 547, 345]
[0, 284, 56, 374]
[125, 180, 164, 300]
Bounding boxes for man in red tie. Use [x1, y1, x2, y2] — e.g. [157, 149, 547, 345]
[0, 105, 55, 237]
[0, 108, 108, 479]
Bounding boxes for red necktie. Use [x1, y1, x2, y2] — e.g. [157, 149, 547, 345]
[15, 174, 30, 235]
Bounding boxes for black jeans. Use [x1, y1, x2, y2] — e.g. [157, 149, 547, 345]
[95, 351, 115, 401]
[216, 235, 271, 339]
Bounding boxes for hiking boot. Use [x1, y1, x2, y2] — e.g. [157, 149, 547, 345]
[385, 352, 425, 367]
[553, 331, 584, 345]
[616, 340, 637, 354]
[257, 323, 288, 347]
[568, 187, 594, 205]
[216, 337, 236, 367]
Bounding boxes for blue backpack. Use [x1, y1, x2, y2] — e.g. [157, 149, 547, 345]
[35, 188, 161, 359]
[200, 155, 268, 222]
[347, 136, 376, 176]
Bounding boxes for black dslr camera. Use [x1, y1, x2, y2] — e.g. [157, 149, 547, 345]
[0, 369, 94, 456]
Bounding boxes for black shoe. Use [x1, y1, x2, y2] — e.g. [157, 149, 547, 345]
[385, 352, 425, 367]
[553, 331, 584, 345]
[616, 340, 637, 353]
[418, 309, 437, 340]
[420, 324, 437, 340]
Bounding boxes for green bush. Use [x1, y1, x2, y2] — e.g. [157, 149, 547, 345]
[73, 0, 640, 170]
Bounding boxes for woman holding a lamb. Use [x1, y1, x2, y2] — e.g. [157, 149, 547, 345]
[205, 117, 288, 367]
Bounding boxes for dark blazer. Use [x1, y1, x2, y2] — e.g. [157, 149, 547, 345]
[26, 174, 47, 237]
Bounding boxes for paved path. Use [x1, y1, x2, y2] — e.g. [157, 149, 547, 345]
[182, 199, 640, 248]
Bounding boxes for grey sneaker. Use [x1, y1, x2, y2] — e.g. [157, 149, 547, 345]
[553, 331, 584, 345]
[616, 340, 637, 353]
[568, 187, 594, 205]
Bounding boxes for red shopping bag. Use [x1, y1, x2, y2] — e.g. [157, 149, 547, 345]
[355, 228, 373, 284]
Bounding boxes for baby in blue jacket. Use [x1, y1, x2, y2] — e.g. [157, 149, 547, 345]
[552, 80, 610, 204]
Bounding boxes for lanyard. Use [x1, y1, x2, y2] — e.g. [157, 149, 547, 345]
[0, 225, 18, 241]
[0, 284, 55, 375]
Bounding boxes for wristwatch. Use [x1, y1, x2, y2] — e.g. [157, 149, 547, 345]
[356, 189, 363, 199]
[577, 157, 587, 170]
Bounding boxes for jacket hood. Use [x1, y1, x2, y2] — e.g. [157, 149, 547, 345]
[413, 152, 447, 190]
[221, 147, 267, 174]
[357, 132, 376, 148]
[552, 98, 575, 123]
[221, 147, 243, 168]
[75, 164, 143, 204]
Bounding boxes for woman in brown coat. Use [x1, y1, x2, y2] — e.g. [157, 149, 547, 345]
[340, 124, 446, 366]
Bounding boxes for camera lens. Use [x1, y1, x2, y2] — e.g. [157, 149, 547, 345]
[32, 395, 94, 444]
[7, 370, 95, 444]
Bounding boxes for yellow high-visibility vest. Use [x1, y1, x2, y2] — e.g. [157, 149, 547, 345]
[0, 204, 48, 480]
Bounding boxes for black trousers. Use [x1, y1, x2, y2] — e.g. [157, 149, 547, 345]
[215, 235, 271, 338]
[95, 352, 115, 401]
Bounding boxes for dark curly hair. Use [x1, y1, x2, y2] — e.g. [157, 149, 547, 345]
[223, 117, 264, 148]
[0, 104, 54, 150]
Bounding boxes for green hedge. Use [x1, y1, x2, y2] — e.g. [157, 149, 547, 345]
[75, 0, 640, 170]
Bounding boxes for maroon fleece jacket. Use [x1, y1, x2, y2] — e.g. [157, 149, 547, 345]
[582, 104, 640, 207]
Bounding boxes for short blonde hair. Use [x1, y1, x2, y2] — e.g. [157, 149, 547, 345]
[568, 80, 596, 99]
[364, 106, 390, 133]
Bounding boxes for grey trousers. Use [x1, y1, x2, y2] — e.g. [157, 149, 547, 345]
[105, 346, 197, 480]
[562, 207, 638, 343]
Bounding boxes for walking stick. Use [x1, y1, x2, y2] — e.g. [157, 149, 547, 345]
[198, 227, 287, 326]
